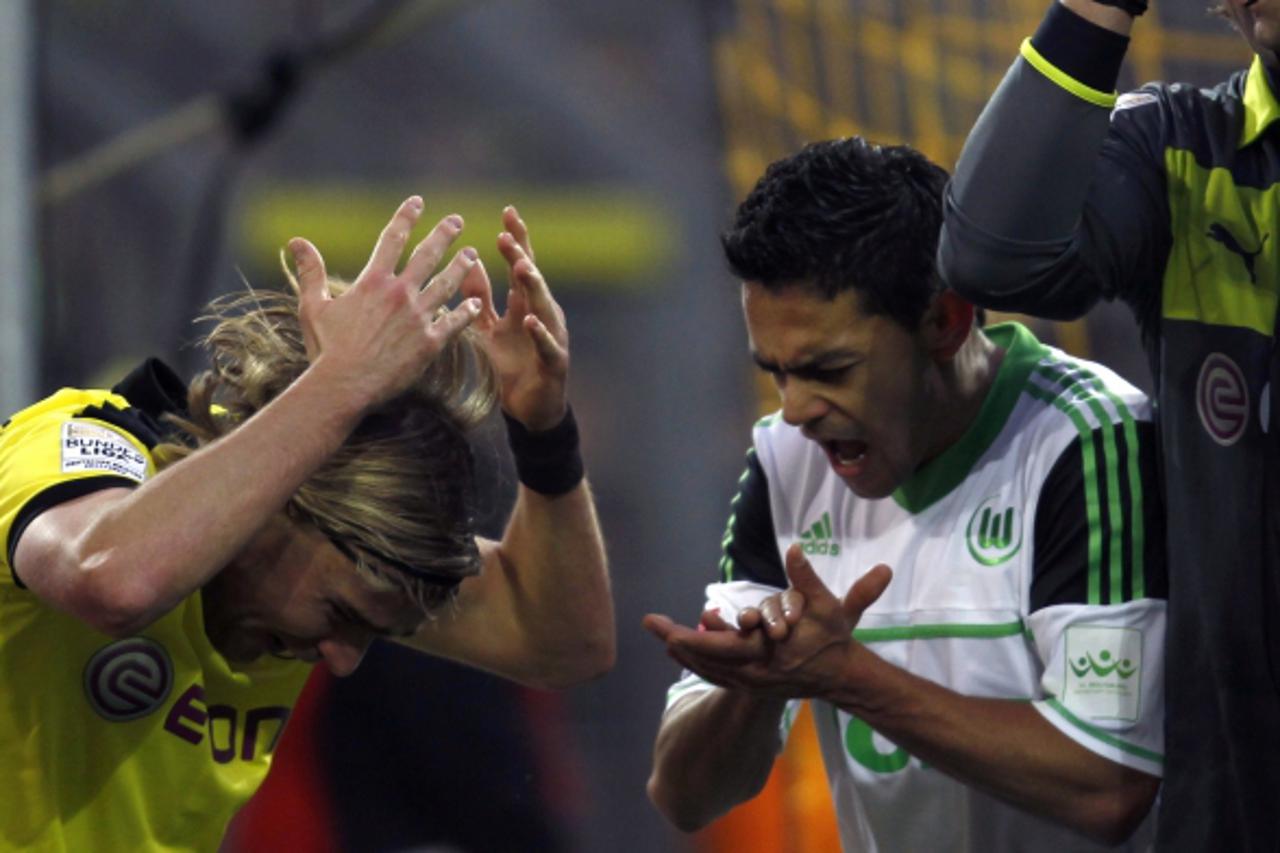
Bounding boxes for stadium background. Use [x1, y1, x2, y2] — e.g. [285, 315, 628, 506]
[0, 1, 1250, 850]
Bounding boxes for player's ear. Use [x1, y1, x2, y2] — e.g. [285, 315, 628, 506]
[920, 289, 974, 363]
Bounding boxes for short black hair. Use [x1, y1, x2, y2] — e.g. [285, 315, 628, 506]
[721, 137, 950, 329]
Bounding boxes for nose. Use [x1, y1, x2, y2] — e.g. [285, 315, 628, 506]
[316, 634, 374, 677]
[779, 378, 828, 428]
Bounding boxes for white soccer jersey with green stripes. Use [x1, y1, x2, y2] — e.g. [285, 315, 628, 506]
[667, 323, 1166, 852]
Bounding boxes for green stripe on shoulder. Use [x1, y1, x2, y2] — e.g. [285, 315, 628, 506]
[1025, 358, 1149, 604]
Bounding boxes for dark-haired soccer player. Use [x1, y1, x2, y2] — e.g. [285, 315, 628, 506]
[0, 198, 612, 850]
[646, 138, 1166, 850]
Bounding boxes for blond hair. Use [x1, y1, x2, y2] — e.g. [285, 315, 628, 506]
[155, 276, 498, 611]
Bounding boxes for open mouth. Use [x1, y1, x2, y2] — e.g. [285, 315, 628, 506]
[829, 439, 868, 465]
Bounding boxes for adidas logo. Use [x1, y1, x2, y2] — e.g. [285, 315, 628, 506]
[799, 511, 841, 556]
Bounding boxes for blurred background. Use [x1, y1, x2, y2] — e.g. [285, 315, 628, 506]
[1, 1, 1253, 851]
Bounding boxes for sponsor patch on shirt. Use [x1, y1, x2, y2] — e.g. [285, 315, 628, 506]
[1112, 92, 1158, 116]
[61, 421, 149, 482]
[1063, 626, 1143, 722]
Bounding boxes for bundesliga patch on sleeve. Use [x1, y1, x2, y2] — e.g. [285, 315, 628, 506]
[1063, 626, 1143, 722]
[60, 421, 149, 482]
[1112, 92, 1158, 116]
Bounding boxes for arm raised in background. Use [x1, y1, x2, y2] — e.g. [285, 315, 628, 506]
[405, 206, 614, 688]
[939, 0, 1168, 321]
[13, 198, 482, 637]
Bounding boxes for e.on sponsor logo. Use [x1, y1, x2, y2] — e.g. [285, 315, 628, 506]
[163, 683, 290, 764]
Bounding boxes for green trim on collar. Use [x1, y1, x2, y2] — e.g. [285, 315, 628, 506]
[1240, 55, 1280, 149]
[891, 323, 1049, 514]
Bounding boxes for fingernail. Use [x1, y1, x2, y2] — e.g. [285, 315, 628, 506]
[462, 247, 478, 261]
[466, 298, 481, 313]
[446, 214, 463, 230]
[407, 196, 423, 211]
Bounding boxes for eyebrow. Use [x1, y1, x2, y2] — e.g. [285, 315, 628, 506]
[750, 350, 860, 374]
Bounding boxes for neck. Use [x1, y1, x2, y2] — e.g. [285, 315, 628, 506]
[922, 328, 1005, 462]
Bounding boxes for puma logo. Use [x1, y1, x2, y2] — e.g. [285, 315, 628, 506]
[1207, 223, 1268, 284]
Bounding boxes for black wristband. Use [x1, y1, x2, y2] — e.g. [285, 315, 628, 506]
[504, 406, 584, 496]
[1033, 1, 1131, 92]
[1092, 0, 1147, 17]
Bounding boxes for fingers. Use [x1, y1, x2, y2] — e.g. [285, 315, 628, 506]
[524, 314, 568, 369]
[365, 196, 424, 279]
[843, 564, 893, 620]
[642, 613, 677, 641]
[666, 625, 768, 664]
[502, 204, 534, 261]
[784, 544, 831, 598]
[419, 247, 479, 313]
[500, 236, 558, 323]
[780, 589, 805, 625]
[755, 596, 793, 642]
[459, 259, 499, 327]
[289, 237, 329, 307]
[400, 213, 464, 288]
[428, 297, 482, 346]
[700, 609, 735, 632]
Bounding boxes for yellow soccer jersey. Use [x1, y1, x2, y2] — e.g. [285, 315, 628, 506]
[0, 361, 310, 852]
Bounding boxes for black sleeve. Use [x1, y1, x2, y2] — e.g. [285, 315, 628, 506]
[940, 2, 1169, 332]
[1031, 420, 1167, 611]
[717, 446, 786, 588]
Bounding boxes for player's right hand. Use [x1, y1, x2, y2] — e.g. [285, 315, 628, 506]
[288, 196, 482, 410]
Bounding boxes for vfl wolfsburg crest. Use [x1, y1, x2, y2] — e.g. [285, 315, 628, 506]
[965, 496, 1022, 566]
[799, 512, 840, 556]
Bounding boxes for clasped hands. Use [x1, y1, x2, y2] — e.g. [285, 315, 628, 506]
[644, 544, 893, 701]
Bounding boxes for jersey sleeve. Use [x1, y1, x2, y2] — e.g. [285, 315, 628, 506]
[717, 445, 787, 587]
[1025, 419, 1166, 777]
[939, 2, 1169, 332]
[0, 391, 158, 586]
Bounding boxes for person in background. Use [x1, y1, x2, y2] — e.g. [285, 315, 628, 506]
[938, 0, 1280, 847]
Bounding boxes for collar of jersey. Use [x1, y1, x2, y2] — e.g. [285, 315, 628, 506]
[892, 322, 1049, 515]
[1239, 55, 1280, 149]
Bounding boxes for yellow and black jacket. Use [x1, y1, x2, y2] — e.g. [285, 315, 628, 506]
[941, 5, 1280, 849]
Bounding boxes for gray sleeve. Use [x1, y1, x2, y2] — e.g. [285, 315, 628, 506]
[939, 56, 1169, 325]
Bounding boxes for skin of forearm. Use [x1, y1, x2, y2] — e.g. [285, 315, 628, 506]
[65, 367, 366, 633]
[648, 689, 789, 832]
[823, 646, 1155, 843]
[491, 481, 614, 685]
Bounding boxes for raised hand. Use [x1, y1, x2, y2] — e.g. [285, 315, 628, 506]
[643, 545, 893, 700]
[288, 196, 482, 410]
[462, 205, 569, 431]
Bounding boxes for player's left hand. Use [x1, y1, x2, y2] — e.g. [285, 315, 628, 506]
[462, 206, 569, 431]
[643, 545, 893, 700]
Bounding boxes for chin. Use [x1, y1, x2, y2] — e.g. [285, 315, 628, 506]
[841, 475, 896, 500]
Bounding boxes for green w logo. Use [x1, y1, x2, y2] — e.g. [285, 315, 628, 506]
[799, 511, 841, 557]
[965, 496, 1022, 566]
